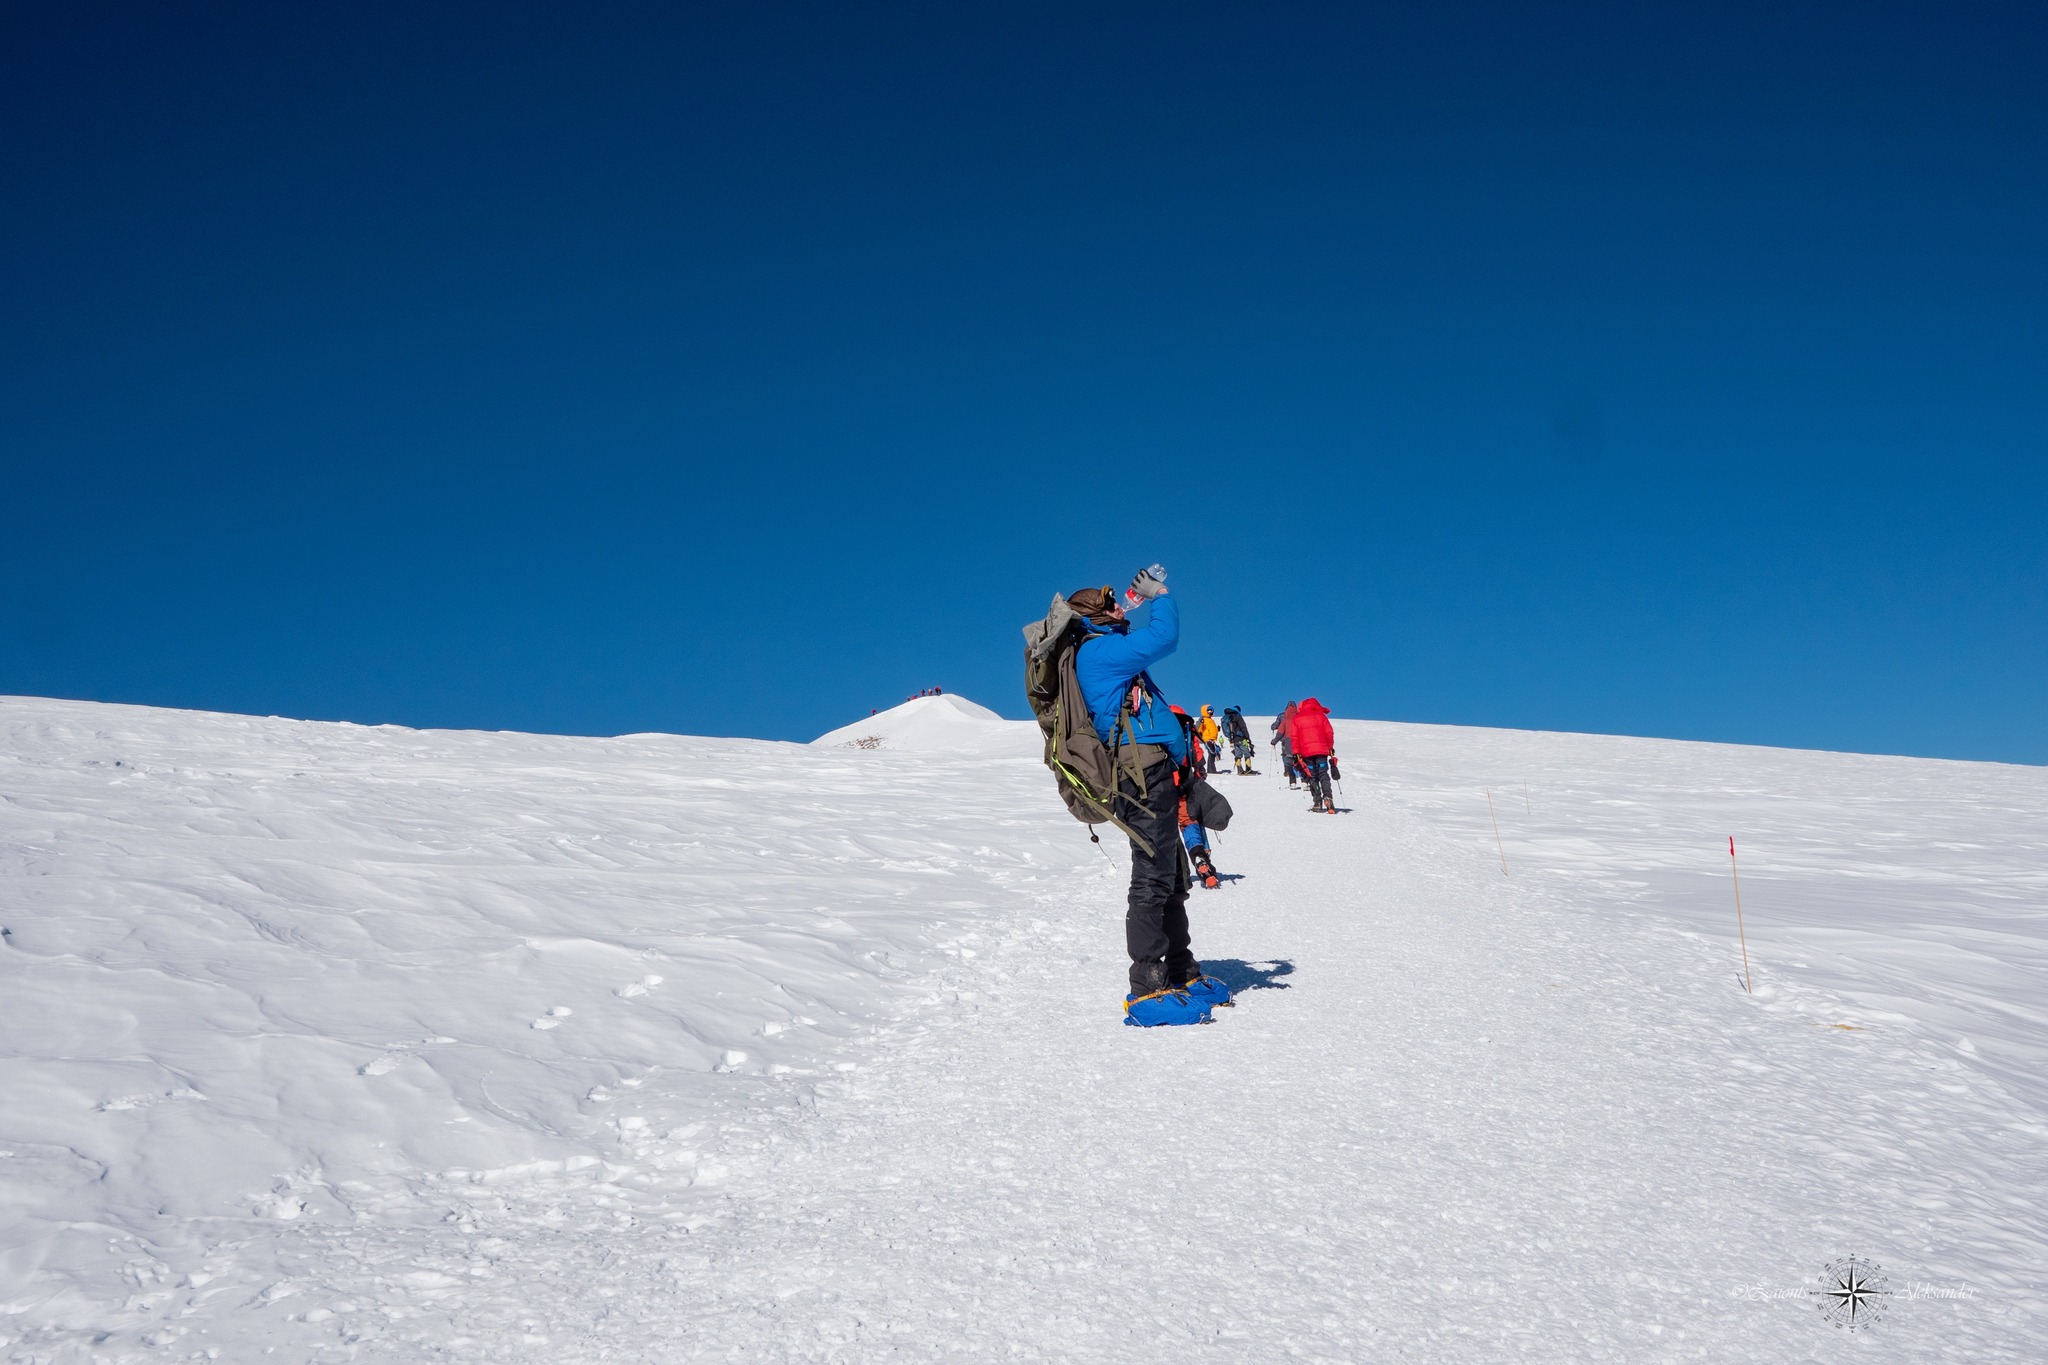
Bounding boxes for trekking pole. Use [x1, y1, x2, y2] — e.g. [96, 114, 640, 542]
[1729, 836, 1753, 993]
[1486, 789, 1508, 875]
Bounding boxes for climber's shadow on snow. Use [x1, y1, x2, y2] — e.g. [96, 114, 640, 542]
[1204, 958, 1295, 993]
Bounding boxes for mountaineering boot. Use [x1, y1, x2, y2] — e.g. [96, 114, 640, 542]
[1125, 986, 1212, 1027]
[1190, 848, 1221, 890]
[1175, 966, 1234, 1008]
[1125, 960, 1210, 1026]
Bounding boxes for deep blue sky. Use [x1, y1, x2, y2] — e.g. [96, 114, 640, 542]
[4, 1, 2044, 762]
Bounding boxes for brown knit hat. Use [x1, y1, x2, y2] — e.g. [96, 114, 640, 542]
[1066, 585, 1123, 627]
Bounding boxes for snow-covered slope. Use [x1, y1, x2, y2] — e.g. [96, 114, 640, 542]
[0, 694, 1082, 1358]
[1346, 719, 2048, 1111]
[3, 695, 2043, 1362]
[811, 693, 1016, 753]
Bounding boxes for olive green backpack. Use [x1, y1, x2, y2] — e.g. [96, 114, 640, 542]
[1021, 595, 1152, 854]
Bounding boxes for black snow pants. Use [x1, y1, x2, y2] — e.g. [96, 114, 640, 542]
[1121, 754, 1195, 993]
[1304, 754, 1333, 809]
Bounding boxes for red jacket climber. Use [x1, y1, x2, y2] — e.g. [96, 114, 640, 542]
[1287, 697, 1335, 758]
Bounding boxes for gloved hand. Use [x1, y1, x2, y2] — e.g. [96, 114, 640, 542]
[1125, 563, 1169, 604]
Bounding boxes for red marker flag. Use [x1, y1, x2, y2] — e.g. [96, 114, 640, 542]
[1728, 836, 1752, 993]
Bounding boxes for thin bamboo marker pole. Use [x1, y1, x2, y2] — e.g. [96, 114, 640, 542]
[1486, 789, 1508, 875]
[1729, 835, 1753, 993]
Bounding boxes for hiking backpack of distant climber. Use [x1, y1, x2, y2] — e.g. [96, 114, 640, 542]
[1022, 595, 1150, 852]
[1222, 705, 1258, 774]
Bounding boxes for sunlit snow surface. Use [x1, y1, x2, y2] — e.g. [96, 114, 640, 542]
[2, 694, 2043, 1362]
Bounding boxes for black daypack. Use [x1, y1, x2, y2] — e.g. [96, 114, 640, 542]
[1022, 595, 1153, 854]
[1222, 707, 1251, 743]
[1182, 772, 1234, 831]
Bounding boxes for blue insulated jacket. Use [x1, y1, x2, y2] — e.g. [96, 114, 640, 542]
[1073, 595, 1188, 764]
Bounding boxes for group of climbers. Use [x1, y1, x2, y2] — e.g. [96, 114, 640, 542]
[1182, 704, 1262, 779]
[1022, 565, 1343, 1027]
[1270, 700, 1339, 810]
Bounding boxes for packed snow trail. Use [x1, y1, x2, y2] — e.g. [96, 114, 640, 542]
[504, 747, 2039, 1363]
[2, 697, 2042, 1362]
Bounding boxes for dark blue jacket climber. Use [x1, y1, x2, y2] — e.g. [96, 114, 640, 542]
[1074, 595, 1188, 765]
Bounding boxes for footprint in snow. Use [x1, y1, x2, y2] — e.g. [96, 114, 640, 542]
[96, 1089, 202, 1113]
[616, 974, 664, 998]
[359, 1037, 454, 1075]
[259, 1195, 308, 1221]
[531, 1006, 573, 1030]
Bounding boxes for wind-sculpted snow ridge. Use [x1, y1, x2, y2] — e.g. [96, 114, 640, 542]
[2, 695, 2044, 1363]
[0, 694, 1077, 1360]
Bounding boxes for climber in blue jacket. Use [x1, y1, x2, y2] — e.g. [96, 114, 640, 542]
[1072, 587, 1187, 765]
[1063, 566, 1228, 1022]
